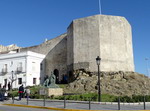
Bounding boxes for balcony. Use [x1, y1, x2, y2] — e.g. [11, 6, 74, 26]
[16, 67, 23, 73]
[1, 68, 8, 74]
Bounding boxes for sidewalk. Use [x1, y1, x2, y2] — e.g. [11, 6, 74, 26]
[1, 98, 150, 111]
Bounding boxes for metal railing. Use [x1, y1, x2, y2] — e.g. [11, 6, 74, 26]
[10, 95, 149, 110]
[16, 67, 23, 73]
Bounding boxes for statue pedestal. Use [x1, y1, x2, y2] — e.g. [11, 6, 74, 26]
[47, 88, 63, 96]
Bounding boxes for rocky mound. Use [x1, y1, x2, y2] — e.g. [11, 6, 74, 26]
[64, 70, 150, 96]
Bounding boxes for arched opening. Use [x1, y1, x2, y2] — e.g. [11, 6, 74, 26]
[68, 71, 73, 83]
[53, 69, 59, 84]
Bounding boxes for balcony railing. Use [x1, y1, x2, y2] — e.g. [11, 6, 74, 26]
[16, 67, 23, 73]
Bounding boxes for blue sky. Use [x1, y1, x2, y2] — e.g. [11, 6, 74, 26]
[0, 0, 149, 75]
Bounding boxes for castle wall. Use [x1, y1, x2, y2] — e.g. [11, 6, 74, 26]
[45, 37, 67, 82]
[67, 15, 100, 72]
[20, 33, 67, 55]
[67, 22, 74, 72]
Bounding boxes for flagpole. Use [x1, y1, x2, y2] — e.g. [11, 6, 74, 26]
[99, 0, 102, 15]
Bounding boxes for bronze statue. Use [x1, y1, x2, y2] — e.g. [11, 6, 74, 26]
[43, 76, 50, 87]
[49, 72, 56, 84]
[43, 72, 59, 88]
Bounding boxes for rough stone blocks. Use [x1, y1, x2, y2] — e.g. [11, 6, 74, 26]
[47, 88, 63, 96]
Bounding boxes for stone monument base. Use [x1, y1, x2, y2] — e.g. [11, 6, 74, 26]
[47, 88, 63, 96]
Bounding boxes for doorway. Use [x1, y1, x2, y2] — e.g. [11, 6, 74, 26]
[53, 69, 59, 84]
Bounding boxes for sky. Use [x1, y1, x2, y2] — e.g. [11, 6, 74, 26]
[0, 0, 149, 75]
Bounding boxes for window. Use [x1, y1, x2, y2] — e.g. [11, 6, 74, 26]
[10, 61, 13, 66]
[18, 62, 22, 68]
[4, 64, 7, 69]
[4, 79, 7, 86]
[32, 62, 36, 71]
[18, 78, 22, 85]
[33, 78, 36, 84]
[2, 64, 7, 74]
[17, 62, 22, 72]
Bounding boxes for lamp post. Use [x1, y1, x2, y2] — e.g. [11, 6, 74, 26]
[96, 56, 101, 102]
[11, 71, 14, 90]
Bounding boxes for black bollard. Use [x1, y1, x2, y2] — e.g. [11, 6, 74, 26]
[12, 95, 14, 104]
[64, 95, 66, 108]
[43, 95, 46, 106]
[27, 95, 29, 105]
[89, 98, 91, 110]
[143, 96, 146, 110]
[118, 97, 120, 110]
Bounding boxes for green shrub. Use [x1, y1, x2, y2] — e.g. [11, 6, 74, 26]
[120, 96, 132, 102]
[30, 94, 43, 99]
[8, 90, 18, 97]
[101, 94, 116, 102]
[132, 95, 144, 102]
[15, 85, 150, 103]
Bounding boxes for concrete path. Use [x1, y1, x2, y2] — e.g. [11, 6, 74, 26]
[1, 98, 150, 111]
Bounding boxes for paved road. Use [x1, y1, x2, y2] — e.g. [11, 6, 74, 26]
[1, 98, 150, 111]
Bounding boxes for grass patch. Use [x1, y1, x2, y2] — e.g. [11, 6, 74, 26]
[8, 85, 150, 103]
[54, 93, 116, 102]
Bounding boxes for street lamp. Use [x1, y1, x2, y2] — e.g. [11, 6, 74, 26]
[10, 70, 16, 90]
[11, 71, 14, 90]
[96, 56, 101, 102]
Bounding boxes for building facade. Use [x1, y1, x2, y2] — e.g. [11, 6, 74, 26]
[0, 51, 45, 89]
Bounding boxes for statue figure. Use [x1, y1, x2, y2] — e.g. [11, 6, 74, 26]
[43, 72, 59, 88]
[43, 75, 50, 87]
[49, 72, 56, 85]
[48, 72, 59, 88]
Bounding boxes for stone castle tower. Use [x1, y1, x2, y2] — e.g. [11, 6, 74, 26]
[67, 15, 134, 73]
[0, 14, 135, 83]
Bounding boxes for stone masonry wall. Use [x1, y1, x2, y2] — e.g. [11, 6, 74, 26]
[99, 15, 134, 71]
[73, 15, 100, 72]
[67, 22, 74, 73]
[20, 33, 66, 55]
[45, 36, 67, 82]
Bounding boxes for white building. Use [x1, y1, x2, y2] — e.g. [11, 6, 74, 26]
[0, 51, 45, 89]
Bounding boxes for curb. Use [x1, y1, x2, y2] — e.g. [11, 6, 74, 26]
[3, 103, 150, 111]
[3, 104, 98, 111]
